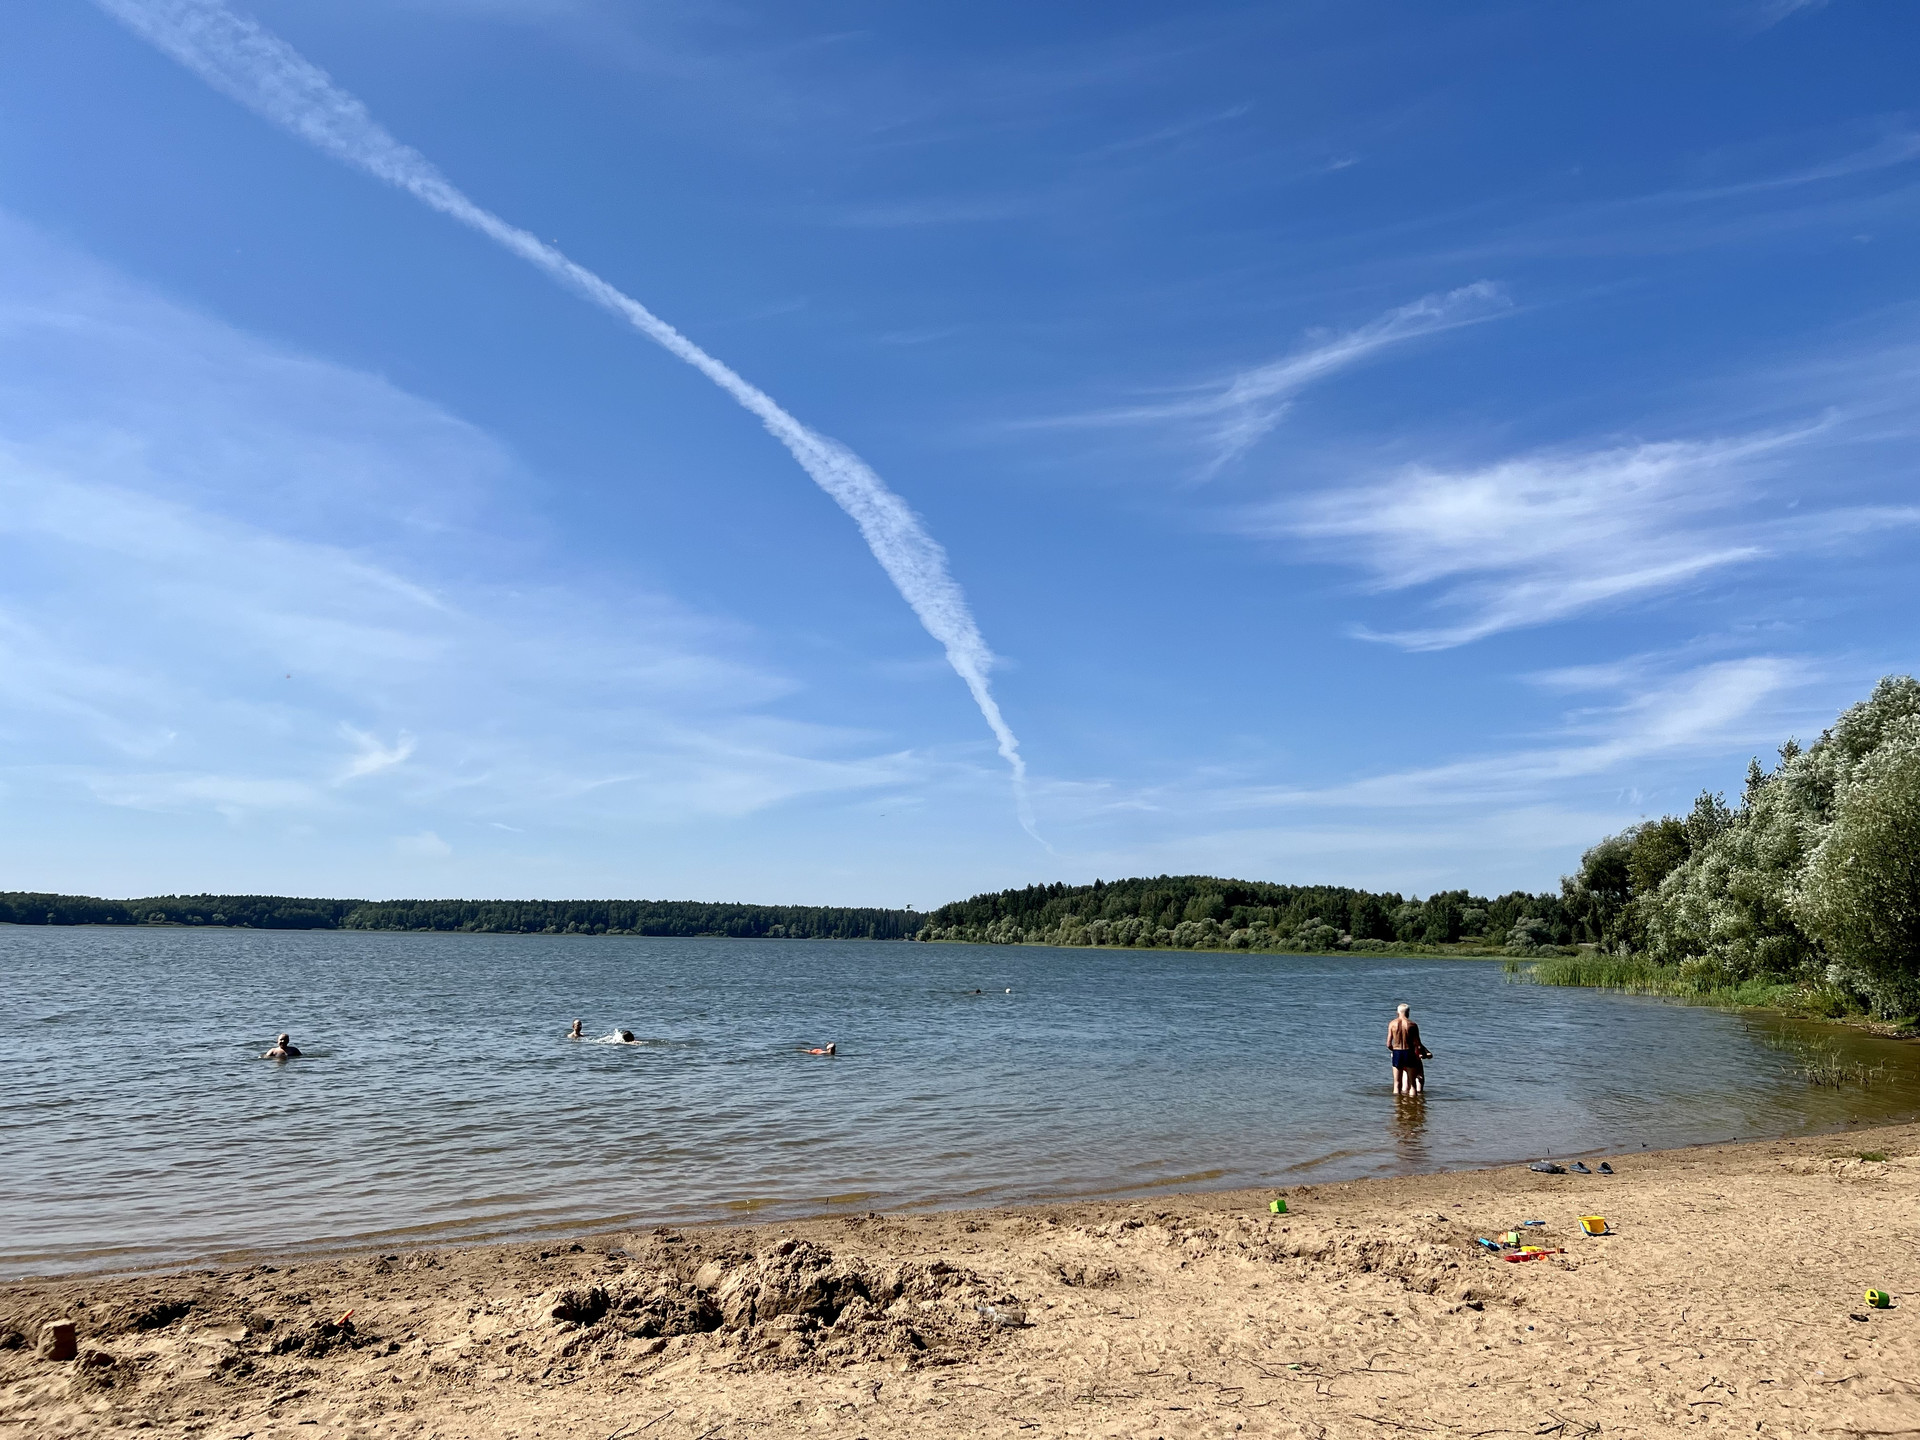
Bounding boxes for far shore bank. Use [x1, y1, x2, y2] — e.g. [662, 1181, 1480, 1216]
[5, 1122, 1918, 1438]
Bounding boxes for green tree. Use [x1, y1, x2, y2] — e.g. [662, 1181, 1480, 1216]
[1793, 724, 1920, 1017]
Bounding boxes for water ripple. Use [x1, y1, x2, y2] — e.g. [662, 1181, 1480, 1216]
[4, 926, 1918, 1276]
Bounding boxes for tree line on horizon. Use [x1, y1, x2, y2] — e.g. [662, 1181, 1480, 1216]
[913, 876, 1572, 955]
[9, 677, 1913, 1014]
[0, 893, 924, 941]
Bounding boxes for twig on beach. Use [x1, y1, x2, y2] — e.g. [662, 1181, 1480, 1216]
[1533, 1415, 1597, 1438]
[1355, 1414, 1441, 1432]
[611, 1407, 674, 1439]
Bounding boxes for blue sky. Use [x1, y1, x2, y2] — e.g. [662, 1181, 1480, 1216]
[1, 0, 1915, 906]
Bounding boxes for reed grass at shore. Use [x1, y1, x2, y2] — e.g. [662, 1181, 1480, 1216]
[1509, 950, 1794, 1005]
[1504, 950, 1917, 1028]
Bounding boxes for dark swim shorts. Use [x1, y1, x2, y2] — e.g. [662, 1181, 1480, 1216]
[1391, 1048, 1414, 1068]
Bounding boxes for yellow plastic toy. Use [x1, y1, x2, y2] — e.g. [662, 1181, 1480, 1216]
[1578, 1215, 1610, 1236]
[1866, 1289, 1891, 1308]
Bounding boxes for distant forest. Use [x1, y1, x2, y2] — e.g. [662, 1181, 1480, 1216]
[914, 877, 1569, 955]
[0, 893, 923, 940]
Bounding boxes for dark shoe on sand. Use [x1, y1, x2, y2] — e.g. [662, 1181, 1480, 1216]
[1598, 1162, 1614, 1175]
[1570, 1162, 1591, 1174]
[1529, 1162, 1566, 1174]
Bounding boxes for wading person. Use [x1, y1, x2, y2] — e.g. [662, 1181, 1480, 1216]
[263, 1032, 302, 1060]
[1386, 1004, 1432, 1096]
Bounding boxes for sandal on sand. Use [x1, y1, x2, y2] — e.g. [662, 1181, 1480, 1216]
[1570, 1162, 1591, 1174]
[1598, 1162, 1614, 1175]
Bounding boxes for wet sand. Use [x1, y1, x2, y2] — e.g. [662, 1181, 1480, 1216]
[3, 1120, 1916, 1439]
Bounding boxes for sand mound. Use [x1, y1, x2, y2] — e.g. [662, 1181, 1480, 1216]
[537, 1236, 1004, 1371]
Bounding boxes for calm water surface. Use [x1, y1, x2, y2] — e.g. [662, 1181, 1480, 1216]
[6, 926, 1919, 1277]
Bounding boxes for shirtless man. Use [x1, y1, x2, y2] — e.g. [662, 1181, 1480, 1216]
[801, 1043, 837, 1056]
[567, 1019, 584, 1039]
[263, 1032, 302, 1060]
[1386, 1005, 1432, 1096]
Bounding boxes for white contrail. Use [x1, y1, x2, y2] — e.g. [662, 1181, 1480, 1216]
[94, 0, 1037, 834]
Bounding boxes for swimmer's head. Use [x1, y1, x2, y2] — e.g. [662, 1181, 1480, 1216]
[1396, 1004, 1410, 1017]
[825, 1042, 837, 1055]
[277, 1033, 291, 1046]
[620, 1030, 636, 1043]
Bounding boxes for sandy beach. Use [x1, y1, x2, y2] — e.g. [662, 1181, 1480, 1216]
[3, 1120, 1915, 1439]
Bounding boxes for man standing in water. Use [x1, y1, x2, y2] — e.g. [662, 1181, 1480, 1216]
[1387, 1004, 1432, 1096]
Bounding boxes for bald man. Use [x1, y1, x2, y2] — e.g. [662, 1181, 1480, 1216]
[1386, 1004, 1432, 1096]
[263, 1032, 302, 1060]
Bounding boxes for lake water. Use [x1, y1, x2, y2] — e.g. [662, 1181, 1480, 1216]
[6, 926, 1919, 1278]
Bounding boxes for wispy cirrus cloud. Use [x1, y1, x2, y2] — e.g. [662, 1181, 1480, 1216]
[0, 219, 972, 874]
[1755, 0, 1833, 29]
[1435, 126, 1920, 264]
[1034, 283, 1511, 474]
[1017, 654, 1826, 895]
[1116, 656, 1805, 817]
[1252, 421, 1920, 649]
[337, 726, 417, 783]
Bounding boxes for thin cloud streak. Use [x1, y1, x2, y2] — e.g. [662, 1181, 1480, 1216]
[1037, 283, 1510, 473]
[1267, 429, 1847, 649]
[1755, 0, 1833, 29]
[1009, 656, 1818, 896]
[337, 725, 416, 783]
[1436, 129, 1920, 265]
[95, 0, 1037, 836]
[1203, 657, 1802, 813]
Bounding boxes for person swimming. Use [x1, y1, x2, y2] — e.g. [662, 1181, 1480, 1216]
[801, 1043, 837, 1055]
[263, 1032, 302, 1060]
[619, 1030, 637, 1044]
[567, 1019, 584, 1039]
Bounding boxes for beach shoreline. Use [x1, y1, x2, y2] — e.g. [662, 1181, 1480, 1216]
[5, 1120, 1917, 1438]
[13, 1085, 1918, 1291]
